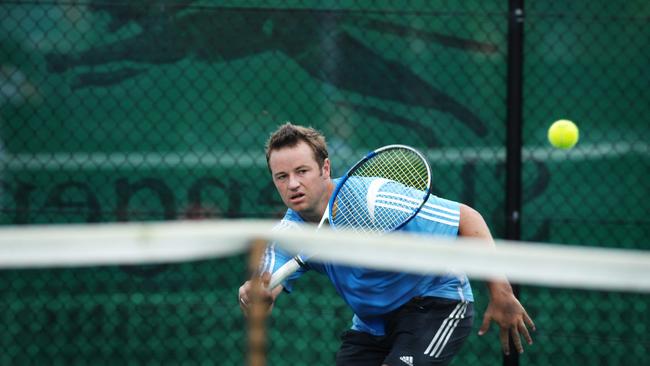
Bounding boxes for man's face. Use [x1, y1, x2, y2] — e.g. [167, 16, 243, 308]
[268, 141, 331, 222]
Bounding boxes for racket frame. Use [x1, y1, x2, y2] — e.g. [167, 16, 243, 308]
[328, 144, 432, 231]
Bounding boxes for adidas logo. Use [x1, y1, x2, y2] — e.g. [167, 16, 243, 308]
[399, 355, 414, 366]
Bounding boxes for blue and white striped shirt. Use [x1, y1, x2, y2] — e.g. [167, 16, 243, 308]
[261, 180, 473, 336]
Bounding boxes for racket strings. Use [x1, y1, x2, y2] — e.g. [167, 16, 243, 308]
[360, 149, 427, 189]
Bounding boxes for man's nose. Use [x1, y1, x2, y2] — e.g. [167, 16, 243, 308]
[288, 175, 300, 189]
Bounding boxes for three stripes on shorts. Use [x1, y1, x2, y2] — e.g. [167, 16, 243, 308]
[424, 301, 468, 358]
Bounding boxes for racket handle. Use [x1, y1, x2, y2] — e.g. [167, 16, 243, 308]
[268, 258, 301, 290]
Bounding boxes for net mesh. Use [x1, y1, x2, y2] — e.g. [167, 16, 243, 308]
[2, 257, 248, 365]
[0, 221, 648, 365]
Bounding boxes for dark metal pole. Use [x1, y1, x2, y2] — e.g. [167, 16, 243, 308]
[505, 0, 524, 366]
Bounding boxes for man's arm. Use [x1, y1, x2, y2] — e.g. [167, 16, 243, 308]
[458, 204, 535, 355]
[239, 219, 308, 316]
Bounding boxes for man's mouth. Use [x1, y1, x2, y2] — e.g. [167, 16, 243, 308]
[289, 192, 305, 203]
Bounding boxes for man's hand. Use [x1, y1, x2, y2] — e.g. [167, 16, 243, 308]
[478, 284, 535, 355]
[457, 205, 535, 355]
[238, 272, 280, 317]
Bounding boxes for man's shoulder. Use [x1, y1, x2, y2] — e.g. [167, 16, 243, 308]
[426, 194, 461, 211]
[272, 209, 305, 231]
[408, 194, 461, 230]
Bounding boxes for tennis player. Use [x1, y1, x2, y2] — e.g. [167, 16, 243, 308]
[238, 122, 535, 366]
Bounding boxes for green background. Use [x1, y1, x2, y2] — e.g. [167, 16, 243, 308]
[1, 1, 648, 365]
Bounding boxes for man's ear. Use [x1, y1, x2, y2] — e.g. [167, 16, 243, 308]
[322, 158, 331, 179]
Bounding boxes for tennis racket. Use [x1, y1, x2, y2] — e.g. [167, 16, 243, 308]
[268, 144, 432, 289]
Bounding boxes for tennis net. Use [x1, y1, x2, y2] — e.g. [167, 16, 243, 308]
[0, 220, 648, 365]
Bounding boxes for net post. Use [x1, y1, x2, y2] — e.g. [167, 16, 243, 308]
[505, 0, 524, 365]
[247, 238, 268, 366]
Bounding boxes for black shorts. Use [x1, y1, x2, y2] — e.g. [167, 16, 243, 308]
[335, 297, 473, 366]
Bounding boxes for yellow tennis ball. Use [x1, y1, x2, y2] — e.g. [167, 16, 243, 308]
[548, 119, 579, 149]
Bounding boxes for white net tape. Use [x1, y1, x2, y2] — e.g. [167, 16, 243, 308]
[0, 220, 648, 292]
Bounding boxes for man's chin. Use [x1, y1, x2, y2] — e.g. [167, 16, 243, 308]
[285, 200, 305, 211]
[289, 203, 307, 213]
[287, 203, 314, 217]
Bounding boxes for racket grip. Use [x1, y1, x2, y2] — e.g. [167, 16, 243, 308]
[268, 259, 301, 290]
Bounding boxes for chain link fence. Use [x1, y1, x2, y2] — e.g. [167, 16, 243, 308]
[1, 1, 648, 365]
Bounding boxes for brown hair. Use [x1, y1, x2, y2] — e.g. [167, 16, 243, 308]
[265, 122, 329, 170]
